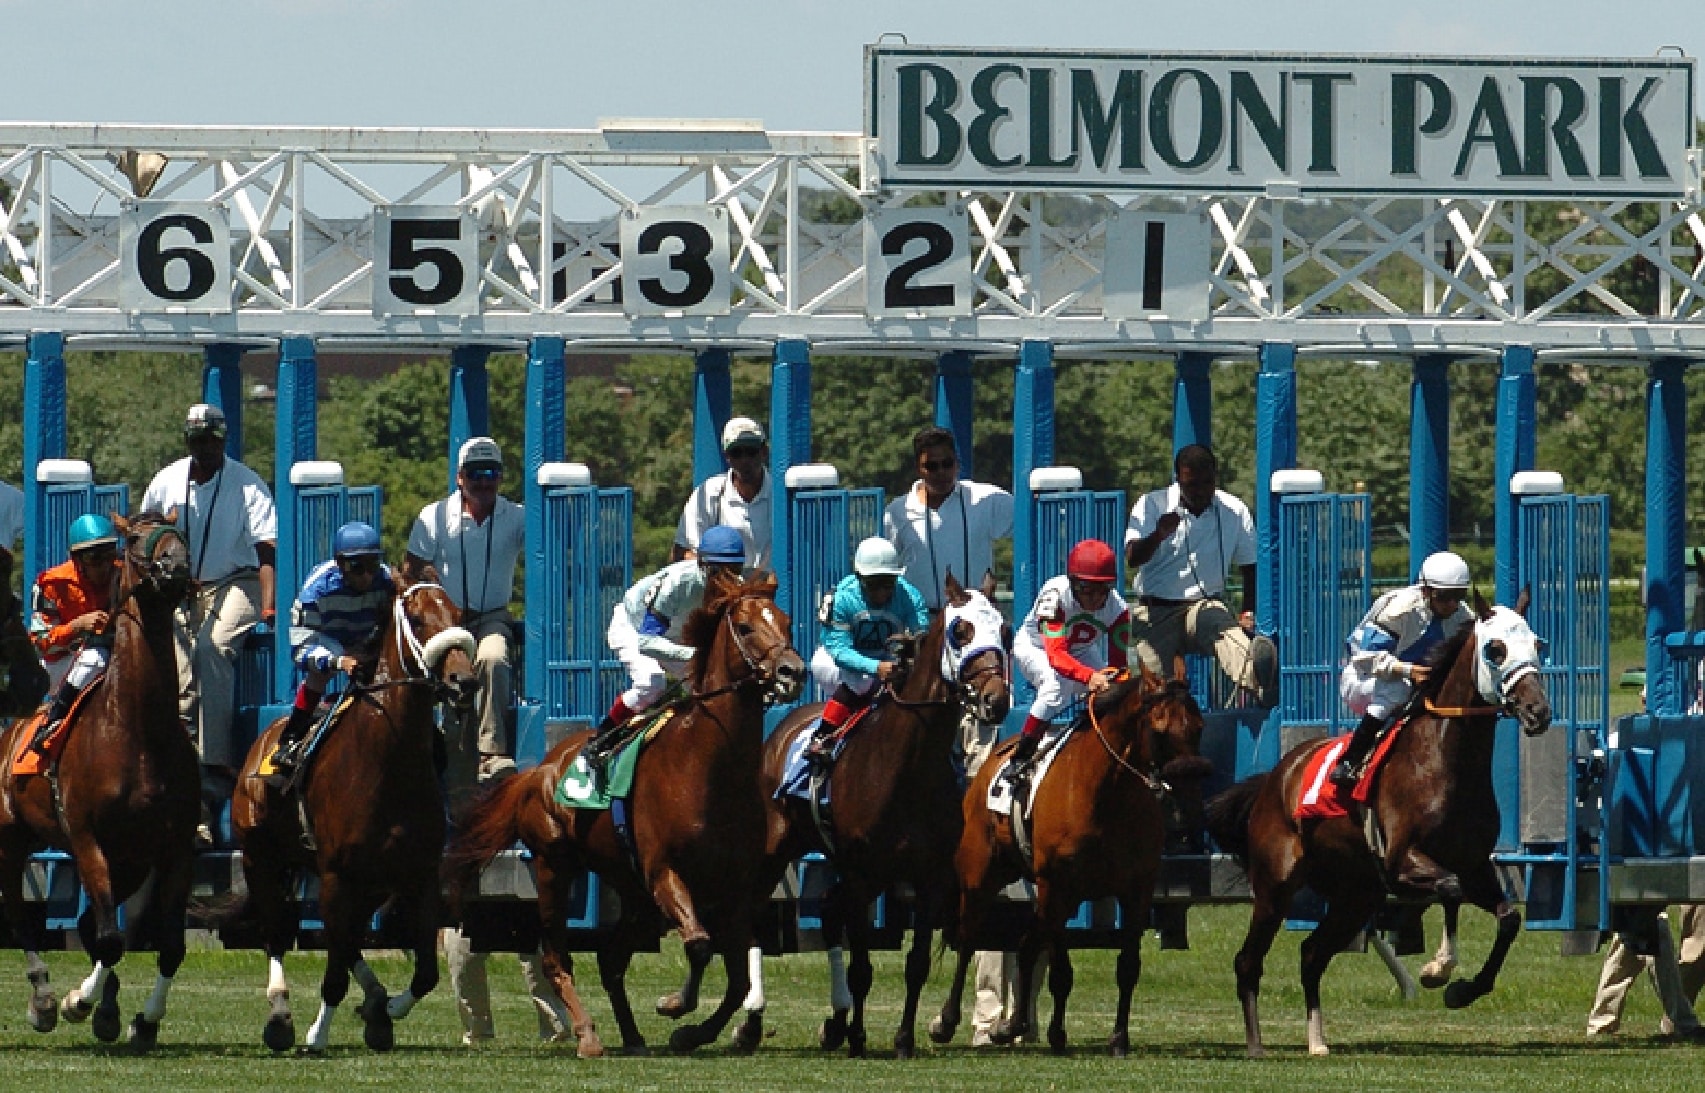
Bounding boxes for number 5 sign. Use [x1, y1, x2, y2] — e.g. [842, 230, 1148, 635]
[119, 202, 232, 312]
[372, 206, 482, 316]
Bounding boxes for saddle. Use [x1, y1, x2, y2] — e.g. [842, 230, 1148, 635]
[1294, 717, 1410, 824]
[11, 678, 104, 777]
[253, 693, 358, 795]
[555, 705, 678, 810]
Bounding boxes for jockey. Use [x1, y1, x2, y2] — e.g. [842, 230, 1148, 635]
[28, 514, 121, 745]
[266, 521, 395, 784]
[583, 524, 747, 768]
[1007, 539, 1131, 780]
[801, 537, 931, 763]
[1331, 550, 1474, 786]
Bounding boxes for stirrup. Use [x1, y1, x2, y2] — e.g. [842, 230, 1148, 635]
[1329, 759, 1359, 787]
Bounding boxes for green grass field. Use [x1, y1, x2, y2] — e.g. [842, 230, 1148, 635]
[0, 905, 1694, 1091]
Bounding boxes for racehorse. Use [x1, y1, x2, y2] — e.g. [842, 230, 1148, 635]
[444, 570, 803, 1057]
[227, 579, 478, 1053]
[929, 665, 1209, 1055]
[1204, 590, 1551, 1057]
[0, 547, 49, 718]
[0, 513, 194, 1047]
[736, 571, 1012, 1058]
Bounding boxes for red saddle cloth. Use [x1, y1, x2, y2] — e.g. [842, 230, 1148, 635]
[1293, 719, 1407, 822]
[11, 686, 99, 777]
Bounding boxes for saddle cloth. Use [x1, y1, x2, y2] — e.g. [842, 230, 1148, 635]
[554, 706, 677, 810]
[252, 692, 357, 785]
[11, 679, 104, 777]
[984, 728, 1072, 820]
[775, 702, 878, 802]
[1293, 719, 1407, 822]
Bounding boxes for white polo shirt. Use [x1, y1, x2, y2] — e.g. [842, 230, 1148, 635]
[407, 493, 525, 614]
[883, 479, 1013, 611]
[0, 481, 22, 554]
[674, 471, 773, 573]
[1124, 484, 1256, 601]
[142, 457, 277, 583]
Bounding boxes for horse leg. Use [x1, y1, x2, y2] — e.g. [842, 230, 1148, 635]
[303, 875, 356, 1054]
[1108, 891, 1151, 1057]
[1442, 863, 1522, 1010]
[127, 850, 194, 1050]
[929, 874, 993, 1046]
[1298, 894, 1381, 1056]
[350, 956, 395, 1051]
[534, 857, 605, 1058]
[993, 892, 1050, 1047]
[894, 891, 940, 1059]
[243, 848, 299, 1051]
[652, 868, 710, 1019]
[1419, 902, 1462, 989]
[1233, 882, 1293, 1059]
[732, 945, 766, 1053]
[596, 911, 654, 1054]
[832, 881, 874, 1058]
[815, 882, 853, 1051]
[0, 843, 59, 1032]
[377, 884, 441, 1023]
[670, 920, 755, 1055]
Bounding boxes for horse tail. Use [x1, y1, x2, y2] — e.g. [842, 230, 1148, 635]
[190, 888, 254, 931]
[442, 769, 536, 916]
[1204, 773, 1268, 867]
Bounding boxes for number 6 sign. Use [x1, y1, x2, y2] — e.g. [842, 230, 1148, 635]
[119, 202, 232, 313]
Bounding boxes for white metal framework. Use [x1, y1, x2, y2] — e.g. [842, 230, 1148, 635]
[2, 122, 1704, 353]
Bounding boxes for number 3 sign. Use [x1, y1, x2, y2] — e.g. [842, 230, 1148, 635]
[119, 202, 232, 313]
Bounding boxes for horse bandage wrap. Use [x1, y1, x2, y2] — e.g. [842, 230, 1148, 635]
[421, 627, 476, 668]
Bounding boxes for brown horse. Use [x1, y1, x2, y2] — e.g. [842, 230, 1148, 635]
[1204, 591, 1551, 1057]
[736, 572, 1012, 1058]
[929, 666, 1209, 1055]
[445, 570, 803, 1056]
[226, 578, 478, 1053]
[0, 514, 194, 1047]
[0, 548, 49, 718]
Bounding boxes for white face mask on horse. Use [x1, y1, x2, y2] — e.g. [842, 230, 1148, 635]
[942, 591, 1009, 721]
[1473, 606, 1544, 709]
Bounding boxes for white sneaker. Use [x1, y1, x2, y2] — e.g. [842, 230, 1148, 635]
[970, 1029, 993, 1048]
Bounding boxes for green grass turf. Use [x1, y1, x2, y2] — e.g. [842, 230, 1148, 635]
[0, 904, 1695, 1091]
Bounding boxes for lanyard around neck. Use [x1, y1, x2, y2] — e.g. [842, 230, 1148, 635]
[457, 497, 495, 613]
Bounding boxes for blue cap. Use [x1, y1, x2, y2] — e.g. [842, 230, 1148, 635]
[333, 521, 383, 558]
[69, 513, 118, 554]
[698, 525, 746, 565]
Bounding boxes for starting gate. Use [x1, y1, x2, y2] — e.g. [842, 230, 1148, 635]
[28, 459, 129, 581]
[1508, 475, 1611, 932]
[1276, 474, 1372, 750]
[521, 462, 633, 766]
[781, 464, 882, 707]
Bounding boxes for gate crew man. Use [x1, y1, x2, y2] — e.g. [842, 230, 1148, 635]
[674, 416, 772, 572]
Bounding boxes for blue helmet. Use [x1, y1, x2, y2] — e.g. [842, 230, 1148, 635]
[698, 526, 746, 566]
[333, 521, 383, 559]
[68, 513, 119, 554]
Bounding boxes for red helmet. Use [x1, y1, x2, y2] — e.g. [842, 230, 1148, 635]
[1066, 539, 1116, 582]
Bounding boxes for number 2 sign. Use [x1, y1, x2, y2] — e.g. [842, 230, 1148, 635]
[863, 206, 970, 318]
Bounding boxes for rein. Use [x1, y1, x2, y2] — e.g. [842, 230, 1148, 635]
[1085, 675, 1167, 794]
[1421, 696, 1505, 720]
[679, 592, 792, 707]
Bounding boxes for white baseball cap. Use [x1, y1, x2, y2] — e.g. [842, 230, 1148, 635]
[458, 436, 502, 471]
[721, 417, 766, 450]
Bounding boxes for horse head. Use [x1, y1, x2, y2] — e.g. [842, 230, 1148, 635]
[392, 580, 479, 712]
[113, 513, 191, 607]
[1471, 587, 1551, 738]
[687, 569, 804, 703]
[941, 570, 1010, 725]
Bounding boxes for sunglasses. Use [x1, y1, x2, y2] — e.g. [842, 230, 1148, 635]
[341, 558, 379, 575]
[462, 468, 502, 483]
[725, 445, 762, 459]
[921, 457, 957, 472]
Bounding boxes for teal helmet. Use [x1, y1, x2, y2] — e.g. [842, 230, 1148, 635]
[69, 513, 119, 555]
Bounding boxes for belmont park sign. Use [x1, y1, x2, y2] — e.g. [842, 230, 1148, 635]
[865, 46, 1697, 198]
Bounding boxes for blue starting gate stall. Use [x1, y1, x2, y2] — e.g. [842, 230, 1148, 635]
[1496, 472, 1612, 933]
[778, 463, 882, 709]
[26, 459, 129, 584]
[519, 461, 633, 767]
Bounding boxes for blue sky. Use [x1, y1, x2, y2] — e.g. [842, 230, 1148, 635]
[8, 1, 1700, 132]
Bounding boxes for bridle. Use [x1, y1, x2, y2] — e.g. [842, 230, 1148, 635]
[364, 583, 478, 705]
[692, 591, 798, 705]
[1084, 671, 1197, 796]
[111, 523, 189, 616]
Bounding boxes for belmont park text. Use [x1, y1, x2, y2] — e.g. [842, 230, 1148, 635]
[867, 48, 1696, 197]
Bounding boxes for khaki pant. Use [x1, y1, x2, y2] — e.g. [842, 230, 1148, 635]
[1133, 598, 1262, 692]
[176, 571, 261, 770]
[443, 611, 513, 761]
[441, 928, 571, 1043]
[1587, 906, 1705, 1035]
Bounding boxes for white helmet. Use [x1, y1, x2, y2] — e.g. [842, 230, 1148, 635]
[852, 537, 905, 577]
[1419, 551, 1471, 592]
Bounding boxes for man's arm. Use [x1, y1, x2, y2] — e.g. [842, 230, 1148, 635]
[1126, 510, 1182, 569]
[1238, 563, 1257, 627]
[256, 541, 277, 622]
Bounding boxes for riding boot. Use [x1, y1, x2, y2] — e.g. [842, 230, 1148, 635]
[804, 684, 864, 764]
[583, 695, 636, 771]
[1006, 717, 1048, 783]
[30, 682, 81, 752]
[266, 695, 320, 785]
[1331, 713, 1386, 786]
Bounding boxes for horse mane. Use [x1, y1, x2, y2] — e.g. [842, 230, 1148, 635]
[1411, 622, 1477, 703]
[681, 569, 778, 691]
[897, 603, 949, 701]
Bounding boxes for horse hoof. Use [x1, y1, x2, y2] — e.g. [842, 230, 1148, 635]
[1419, 962, 1457, 990]
[1108, 1032, 1129, 1058]
[655, 992, 692, 1020]
[1309, 1042, 1331, 1057]
[576, 1035, 606, 1060]
[846, 1027, 867, 1059]
[989, 1020, 1017, 1047]
[819, 1012, 847, 1051]
[1443, 980, 1483, 1010]
[91, 973, 122, 1043]
[263, 1014, 296, 1053]
[29, 991, 59, 1033]
[1048, 1028, 1068, 1055]
[60, 990, 91, 1024]
[361, 993, 394, 1052]
[731, 1016, 761, 1054]
[668, 1025, 705, 1054]
[894, 1029, 915, 1059]
[927, 1015, 956, 1045]
[127, 1014, 159, 1051]
[619, 1040, 650, 1057]
[296, 1044, 326, 1058]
